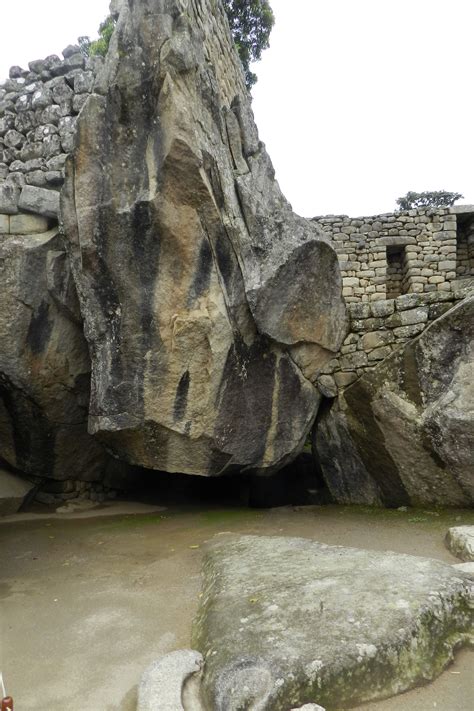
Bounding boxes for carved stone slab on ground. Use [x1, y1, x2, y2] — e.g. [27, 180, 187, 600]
[192, 535, 473, 711]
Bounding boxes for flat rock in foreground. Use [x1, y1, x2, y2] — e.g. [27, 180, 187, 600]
[192, 535, 473, 711]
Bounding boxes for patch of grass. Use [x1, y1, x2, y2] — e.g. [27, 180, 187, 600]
[200, 508, 261, 525]
[100, 514, 168, 530]
[408, 516, 429, 523]
[327, 505, 474, 526]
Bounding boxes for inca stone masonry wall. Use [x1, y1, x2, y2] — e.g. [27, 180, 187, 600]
[0, 45, 102, 231]
[313, 207, 474, 301]
[313, 206, 474, 389]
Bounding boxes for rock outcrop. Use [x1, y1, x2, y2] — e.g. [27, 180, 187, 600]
[446, 527, 474, 562]
[192, 535, 473, 710]
[0, 229, 107, 483]
[61, 0, 347, 476]
[0, 468, 35, 515]
[313, 296, 474, 507]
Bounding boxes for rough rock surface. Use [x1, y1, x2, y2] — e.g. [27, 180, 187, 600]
[137, 650, 203, 711]
[313, 296, 474, 507]
[446, 527, 474, 562]
[61, 0, 347, 476]
[453, 562, 474, 575]
[0, 229, 107, 482]
[192, 535, 473, 711]
[0, 468, 35, 515]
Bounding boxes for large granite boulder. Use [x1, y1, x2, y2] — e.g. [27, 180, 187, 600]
[192, 535, 473, 710]
[313, 296, 474, 507]
[0, 230, 107, 482]
[61, 0, 347, 476]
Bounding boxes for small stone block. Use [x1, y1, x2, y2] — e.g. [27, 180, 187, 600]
[370, 299, 395, 317]
[9, 213, 50, 234]
[0, 184, 20, 214]
[334, 371, 358, 388]
[18, 185, 60, 218]
[0, 214, 9, 233]
[317, 375, 338, 399]
[395, 293, 423, 311]
[368, 345, 393, 361]
[399, 307, 429, 326]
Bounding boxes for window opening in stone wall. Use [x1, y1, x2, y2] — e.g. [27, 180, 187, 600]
[456, 215, 474, 279]
[386, 245, 409, 298]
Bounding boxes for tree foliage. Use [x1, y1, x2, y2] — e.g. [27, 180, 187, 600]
[78, 15, 117, 58]
[223, 0, 275, 89]
[396, 191, 464, 211]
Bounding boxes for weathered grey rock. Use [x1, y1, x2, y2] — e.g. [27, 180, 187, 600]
[0, 469, 35, 515]
[5, 172, 25, 189]
[19, 185, 59, 218]
[316, 375, 337, 399]
[9, 214, 49, 234]
[26, 170, 47, 188]
[313, 297, 474, 506]
[446, 527, 474, 562]
[0, 229, 108, 482]
[62, 45, 81, 60]
[74, 71, 95, 95]
[291, 706, 326, 711]
[453, 562, 474, 575]
[4, 129, 24, 149]
[9, 66, 28, 80]
[28, 58, 47, 75]
[0, 184, 19, 214]
[61, 0, 347, 476]
[452, 277, 474, 301]
[0, 215, 9, 233]
[192, 535, 473, 711]
[137, 650, 203, 711]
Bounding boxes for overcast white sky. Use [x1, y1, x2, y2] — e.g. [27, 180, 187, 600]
[1, 0, 473, 217]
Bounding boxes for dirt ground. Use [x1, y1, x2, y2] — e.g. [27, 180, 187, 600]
[1, 501, 473, 711]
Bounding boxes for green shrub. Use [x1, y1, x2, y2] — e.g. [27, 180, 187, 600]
[396, 191, 464, 211]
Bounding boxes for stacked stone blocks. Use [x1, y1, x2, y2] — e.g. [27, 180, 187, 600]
[312, 207, 472, 302]
[0, 46, 102, 231]
[322, 290, 463, 388]
[313, 206, 474, 389]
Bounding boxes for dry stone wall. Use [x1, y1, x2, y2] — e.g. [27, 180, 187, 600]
[312, 206, 474, 389]
[0, 46, 102, 233]
[313, 207, 474, 302]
